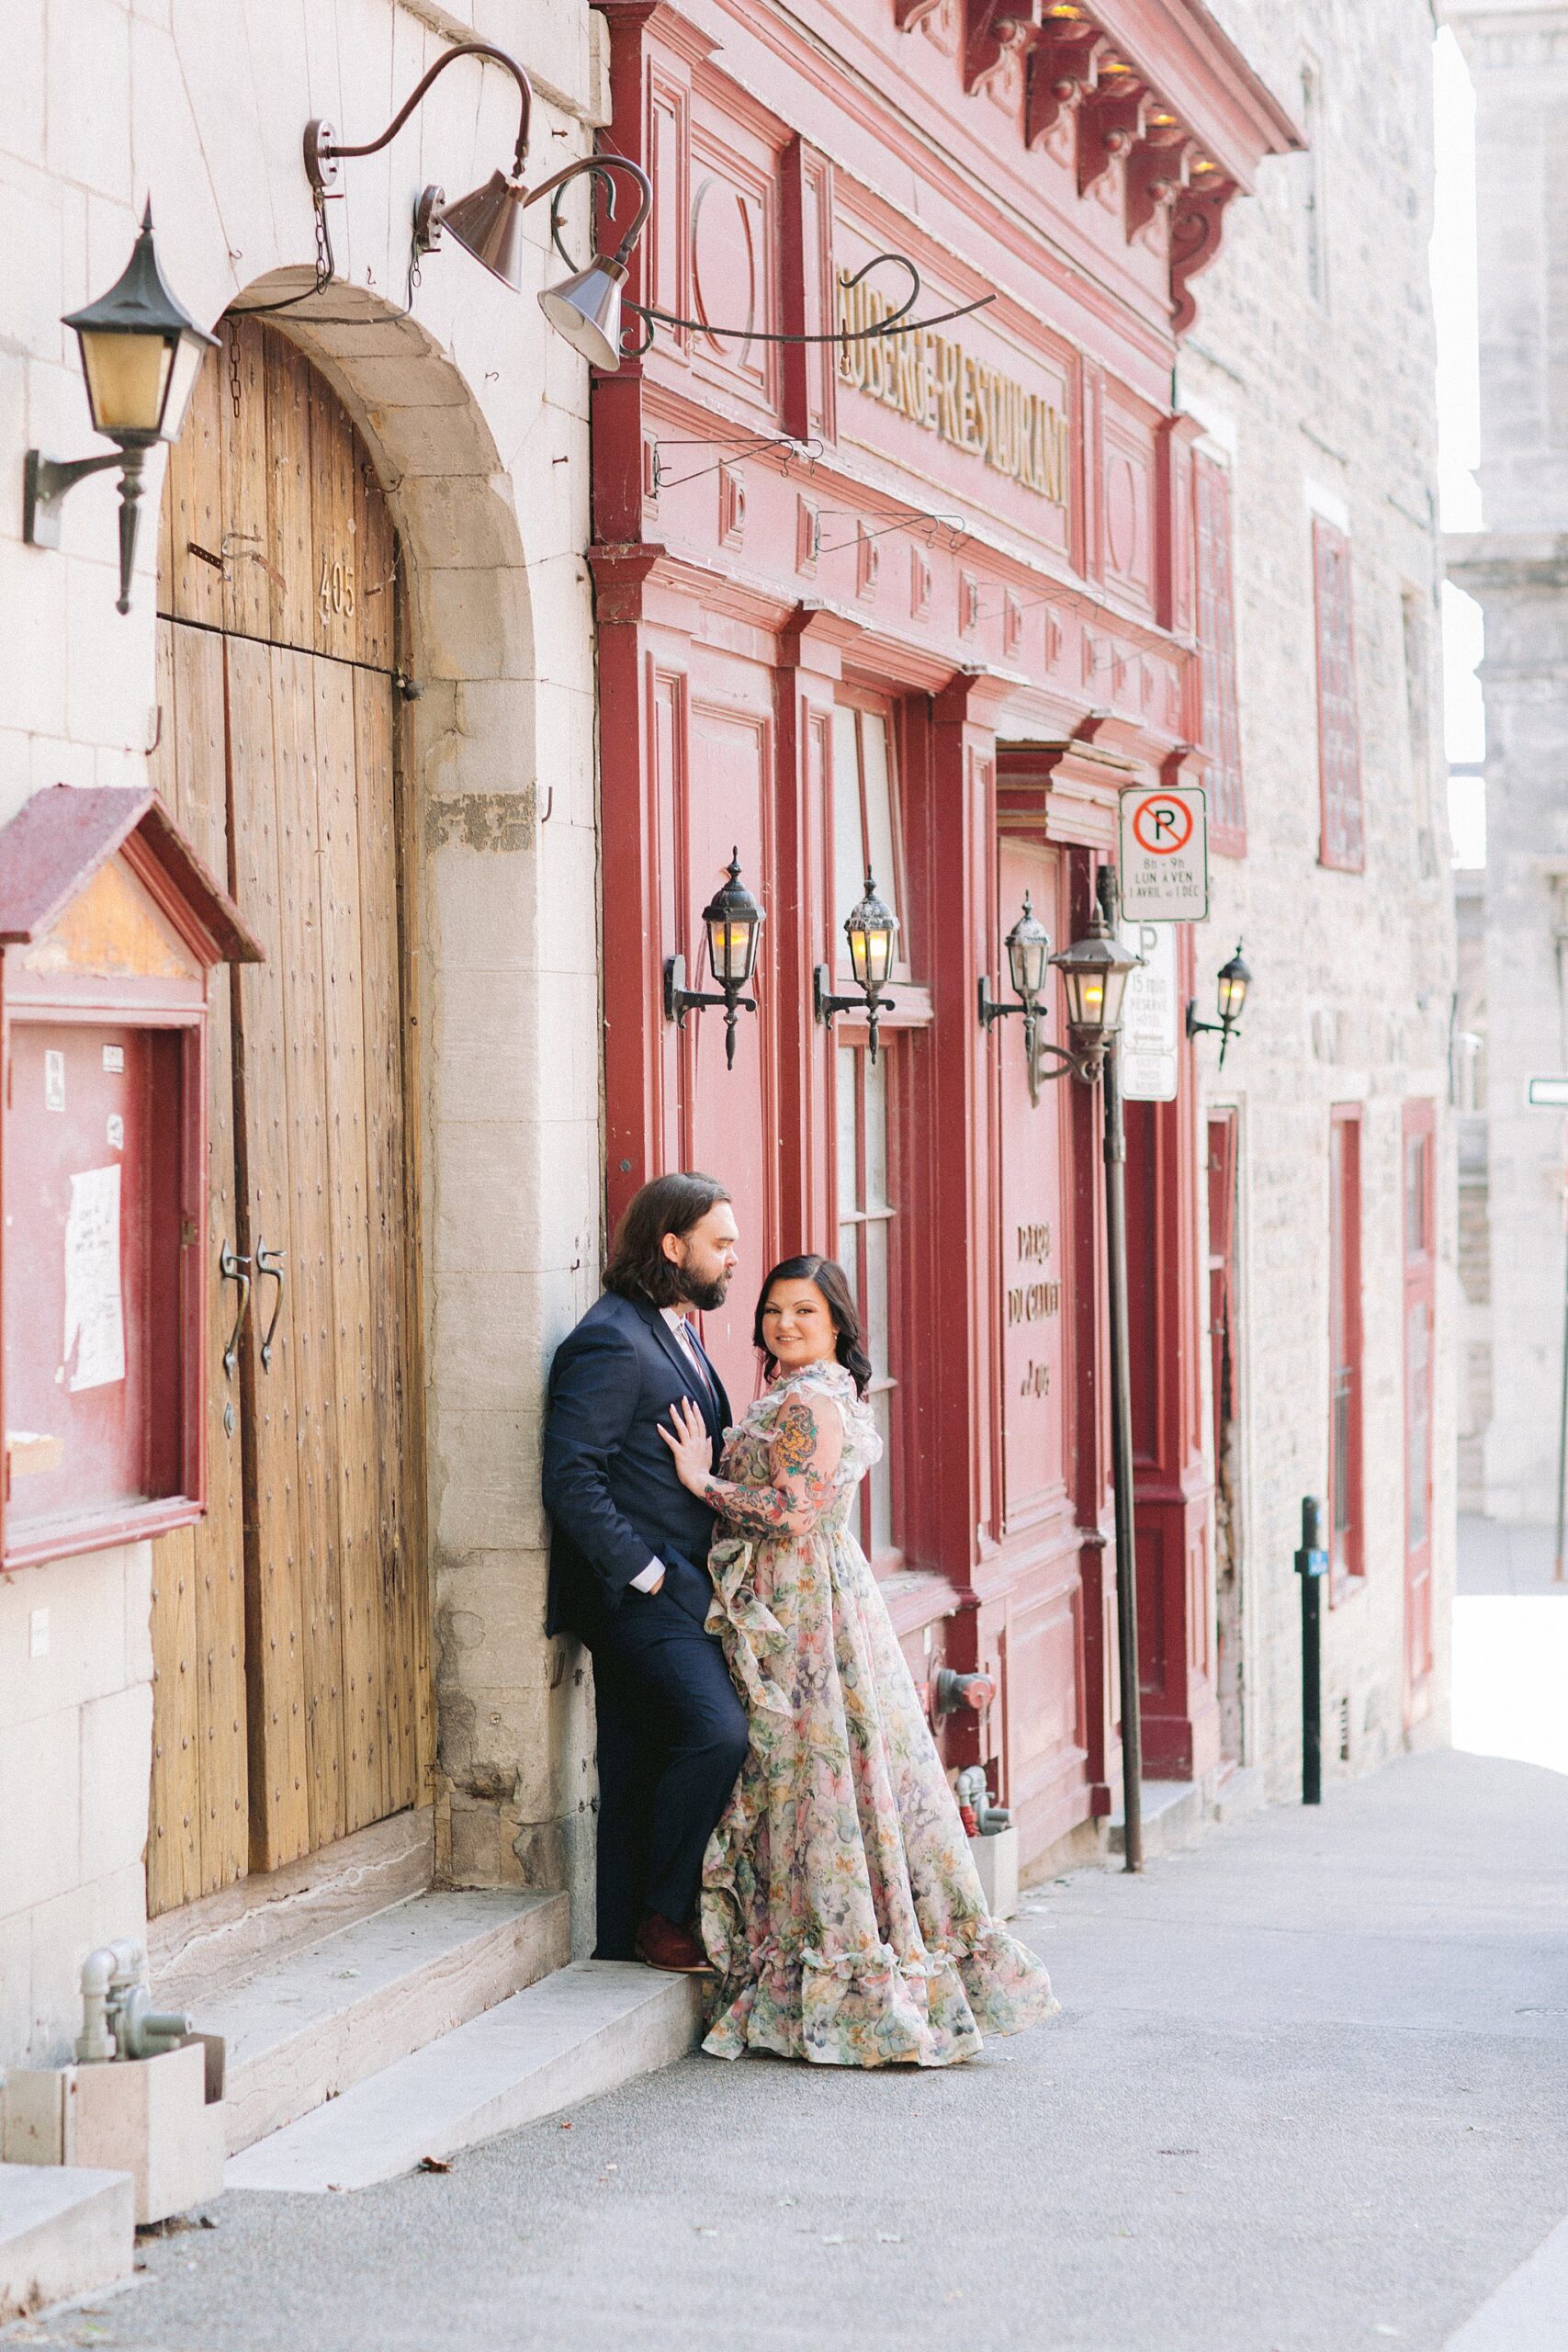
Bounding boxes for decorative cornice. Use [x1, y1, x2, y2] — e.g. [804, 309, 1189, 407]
[902, 1, 1303, 334]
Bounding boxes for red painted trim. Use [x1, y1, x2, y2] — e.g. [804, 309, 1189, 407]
[1314, 519, 1365, 875]
[1402, 1096, 1437, 1719]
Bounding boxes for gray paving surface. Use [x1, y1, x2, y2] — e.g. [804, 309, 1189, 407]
[8, 1747, 1567, 2352]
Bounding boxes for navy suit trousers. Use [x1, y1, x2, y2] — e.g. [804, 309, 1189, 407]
[585, 1550, 749, 1960]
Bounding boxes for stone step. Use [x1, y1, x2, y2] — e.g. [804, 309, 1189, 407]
[1108, 1777, 1202, 1858]
[192, 1888, 570, 2155]
[225, 1962, 705, 2194]
[0, 2162, 134, 2325]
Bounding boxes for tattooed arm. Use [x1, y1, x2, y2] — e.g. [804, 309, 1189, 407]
[660, 1390, 843, 1536]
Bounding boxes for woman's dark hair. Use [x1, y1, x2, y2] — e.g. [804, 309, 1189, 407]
[753, 1255, 873, 1396]
[604, 1171, 732, 1308]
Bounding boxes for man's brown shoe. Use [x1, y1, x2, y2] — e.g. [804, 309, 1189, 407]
[634, 1914, 711, 1973]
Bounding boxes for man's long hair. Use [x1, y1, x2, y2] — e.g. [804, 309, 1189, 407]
[604, 1171, 732, 1308]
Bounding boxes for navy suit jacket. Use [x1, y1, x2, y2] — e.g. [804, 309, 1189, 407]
[542, 1289, 734, 1641]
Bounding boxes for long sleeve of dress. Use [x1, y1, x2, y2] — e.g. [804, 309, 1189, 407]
[705, 1389, 845, 1537]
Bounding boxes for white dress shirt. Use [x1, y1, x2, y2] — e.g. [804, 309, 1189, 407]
[631, 1309, 715, 1592]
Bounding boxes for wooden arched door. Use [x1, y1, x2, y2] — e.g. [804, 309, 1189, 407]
[146, 318, 431, 1914]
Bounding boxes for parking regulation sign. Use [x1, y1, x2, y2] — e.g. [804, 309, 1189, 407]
[1118, 785, 1209, 921]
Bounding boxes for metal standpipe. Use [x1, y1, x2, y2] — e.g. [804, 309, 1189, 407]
[1102, 1021, 1145, 1873]
[1294, 1496, 1328, 1804]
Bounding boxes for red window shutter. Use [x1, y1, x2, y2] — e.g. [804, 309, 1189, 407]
[1314, 519, 1365, 873]
[1194, 452, 1245, 855]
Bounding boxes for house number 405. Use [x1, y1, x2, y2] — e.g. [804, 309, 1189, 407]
[319, 556, 355, 622]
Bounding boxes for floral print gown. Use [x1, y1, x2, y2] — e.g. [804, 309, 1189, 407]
[698, 1359, 1059, 2067]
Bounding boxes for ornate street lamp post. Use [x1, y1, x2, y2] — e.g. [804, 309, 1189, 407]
[1029, 868, 1149, 1871]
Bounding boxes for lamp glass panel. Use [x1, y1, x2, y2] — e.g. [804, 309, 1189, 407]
[1218, 966, 1248, 1021]
[862, 920, 896, 991]
[1100, 962, 1132, 1032]
[705, 912, 757, 988]
[78, 328, 172, 436]
[1008, 922, 1051, 1001]
[160, 334, 209, 443]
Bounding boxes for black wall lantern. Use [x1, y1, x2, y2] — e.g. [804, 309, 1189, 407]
[24, 204, 217, 612]
[1186, 942, 1251, 1069]
[815, 869, 899, 1063]
[305, 40, 651, 372]
[664, 849, 765, 1069]
[978, 893, 1053, 1105]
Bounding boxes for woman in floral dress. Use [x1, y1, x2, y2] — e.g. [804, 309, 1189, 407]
[660, 1253, 1058, 2068]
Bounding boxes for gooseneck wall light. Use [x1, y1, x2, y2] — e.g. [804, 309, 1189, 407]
[664, 850, 766, 1070]
[1185, 942, 1251, 1069]
[304, 40, 651, 369]
[815, 871, 900, 1064]
[978, 893, 1054, 1106]
[23, 205, 218, 613]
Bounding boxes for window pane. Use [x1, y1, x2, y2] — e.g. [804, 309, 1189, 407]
[831, 704, 865, 953]
[836, 1045, 859, 1216]
[863, 1213, 890, 1375]
[860, 711, 898, 926]
[870, 1392, 893, 1557]
[864, 1047, 889, 1213]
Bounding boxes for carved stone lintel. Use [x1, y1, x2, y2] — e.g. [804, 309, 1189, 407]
[1077, 74, 1148, 202]
[1169, 172, 1238, 335]
[964, 0, 1040, 100]
[1025, 23, 1109, 153]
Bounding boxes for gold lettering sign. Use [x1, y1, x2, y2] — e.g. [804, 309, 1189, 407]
[838, 274, 1072, 507]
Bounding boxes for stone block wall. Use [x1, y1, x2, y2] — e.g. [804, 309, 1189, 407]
[0, 0, 611, 2061]
[1179, 0, 1456, 1790]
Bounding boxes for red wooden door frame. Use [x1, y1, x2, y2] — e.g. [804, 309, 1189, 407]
[1402, 1097, 1437, 1720]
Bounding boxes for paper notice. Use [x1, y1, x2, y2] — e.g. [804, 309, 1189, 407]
[62, 1165, 126, 1393]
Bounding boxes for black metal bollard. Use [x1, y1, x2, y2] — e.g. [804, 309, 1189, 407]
[1294, 1497, 1328, 1804]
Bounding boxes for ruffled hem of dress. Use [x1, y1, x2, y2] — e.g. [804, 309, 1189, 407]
[699, 1923, 1059, 2070]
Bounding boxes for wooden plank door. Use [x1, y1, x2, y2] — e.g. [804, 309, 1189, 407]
[146, 621, 249, 1913]
[148, 315, 428, 1906]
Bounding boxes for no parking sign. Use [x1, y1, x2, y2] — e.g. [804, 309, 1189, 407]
[1118, 785, 1209, 920]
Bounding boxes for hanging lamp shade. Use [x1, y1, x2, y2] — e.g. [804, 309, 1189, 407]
[1050, 908, 1142, 1043]
[436, 171, 527, 289]
[538, 256, 628, 370]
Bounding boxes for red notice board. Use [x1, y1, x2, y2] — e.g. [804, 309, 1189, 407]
[0, 786, 261, 1569]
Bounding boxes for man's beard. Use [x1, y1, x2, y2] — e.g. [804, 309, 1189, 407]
[681, 1270, 731, 1313]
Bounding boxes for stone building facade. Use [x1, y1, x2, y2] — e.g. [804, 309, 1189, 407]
[1444, 0, 1568, 1531]
[0, 0, 607, 2064]
[0, 0, 1453, 2106]
[1178, 0, 1457, 1788]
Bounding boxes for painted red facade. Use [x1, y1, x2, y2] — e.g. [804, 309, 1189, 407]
[589, 0, 1299, 1868]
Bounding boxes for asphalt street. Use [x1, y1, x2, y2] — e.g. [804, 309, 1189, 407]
[7, 1742, 1567, 2352]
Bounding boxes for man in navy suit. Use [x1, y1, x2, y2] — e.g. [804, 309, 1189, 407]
[543, 1171, 749, 1972]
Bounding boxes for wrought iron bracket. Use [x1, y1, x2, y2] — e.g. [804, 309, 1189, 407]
[664, 954, 756, 1069]
[1184, 1000, 1241, 1069]
[979, 977, 1049, 1105]
[25, 447, 148, 614]
[814, 966, 897, 1065]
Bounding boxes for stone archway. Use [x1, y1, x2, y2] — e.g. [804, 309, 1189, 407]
[148, 278, 576, 1917]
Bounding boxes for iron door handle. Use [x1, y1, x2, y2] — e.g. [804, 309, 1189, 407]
[220, 1241, 252, 1378]
[255, 1241, 288, 1372]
